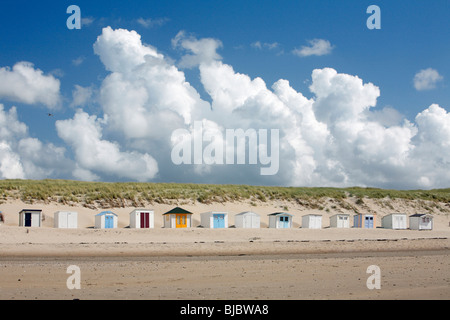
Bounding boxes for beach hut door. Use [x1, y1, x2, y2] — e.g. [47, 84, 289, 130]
[176, 214, 187, 228]
[213, 214, 225, 228]
[395, 215, 404, 228]
[140, 212, 150, 228]
[24, 212, 32, 227]
[421, 216, 431, 229]
[279, 216, 289, 228]
[338, 216, 347, 228]
[105, 215, 114, 229]
[364, 216, 373, 228]
[60, 212, 68, 228]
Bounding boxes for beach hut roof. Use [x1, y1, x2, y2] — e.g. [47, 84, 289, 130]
[163, 207, 193, 215]
[236, 211, 259, 216]
[96, 211, 118, 216]
[268, 212, 293, 216]
[19, 209, 42, 213]
[410, 213, 432, 217]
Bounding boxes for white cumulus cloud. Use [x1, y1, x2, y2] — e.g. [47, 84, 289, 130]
[56, 109, 158, 182]
[0, 62, 61, 108]
[0, 104, 71, 179]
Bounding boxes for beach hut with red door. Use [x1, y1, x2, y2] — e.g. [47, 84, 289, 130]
[129, 209, 154, 229]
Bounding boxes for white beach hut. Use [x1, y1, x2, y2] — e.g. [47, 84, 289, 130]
[302, 214, 322, 229]
[19, 209, 42, 227]
[54, 211, 78, 229]
[129, 209, 154, 229]
[234, 211, 260, 229]
[409, 213, 433, 230]
[268, 212, 293, 229]
[95, 211, 118, 229]
[381, 213, 407, 230]
[201, 211, 228, 229]
[329, 214, 350, 228]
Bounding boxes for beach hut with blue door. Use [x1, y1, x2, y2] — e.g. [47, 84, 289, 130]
[201, 211, 228, 228]
[268, 212, 293, 229]
[353, 213, 376, 229]
[95, 211, 118, 229]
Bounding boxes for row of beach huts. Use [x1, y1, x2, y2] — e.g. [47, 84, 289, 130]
[2, 207, 434, 230]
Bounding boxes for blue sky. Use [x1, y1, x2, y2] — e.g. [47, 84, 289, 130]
[0, 0, 449, 188]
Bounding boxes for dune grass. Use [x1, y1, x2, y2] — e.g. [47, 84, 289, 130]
[0, 179, 449, 207]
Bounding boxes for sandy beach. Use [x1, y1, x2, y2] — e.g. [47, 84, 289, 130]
[1, 199, 449, 300]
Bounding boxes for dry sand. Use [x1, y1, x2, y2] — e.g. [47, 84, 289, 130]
[0, 199, 449, 300]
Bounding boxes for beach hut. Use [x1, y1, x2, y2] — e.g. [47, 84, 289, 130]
[409, 213, 433, 230]
[329, 214, 350, 228]
[54, 211, 78, 229]
[353, 214, 376, 229]
[129, 209, 154, 229]
[302, 214, 322, 229]
[382, 213, 407, 230]
[234, 211, 260, 229]
[268, 212, 293, 229]
[201, 211, 228, 229]
[95, 211, 118, 229]
[163, 207, 193, 228]
[19, 209, 42, 227]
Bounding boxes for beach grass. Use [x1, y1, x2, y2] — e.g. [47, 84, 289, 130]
[0, 179, 449, 207]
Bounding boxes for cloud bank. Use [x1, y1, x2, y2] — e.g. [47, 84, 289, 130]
[0, 27, 449, 189]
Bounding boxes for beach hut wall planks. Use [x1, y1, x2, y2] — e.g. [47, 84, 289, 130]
[234, 211, 260, 229]
[54, 211, 78, 229]
[268, 212, 293, 229]
[353, 214, 376, 229]
[381, 213, 407, 230]
[409, 213, 433, 230]
[163, 207, 193, 228]
[95, 211, 118, 229]
[19, 209, 42, 227]
[302, 214, 322, 229]
[129, 209, 154, 229]
[201, 211, 228, 229]
[329, 214, 350, 228]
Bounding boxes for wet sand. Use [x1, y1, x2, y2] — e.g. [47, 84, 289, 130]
[1, 235, 449, 300]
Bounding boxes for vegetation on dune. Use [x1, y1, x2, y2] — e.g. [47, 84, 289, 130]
[0, 180, 449, 210]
